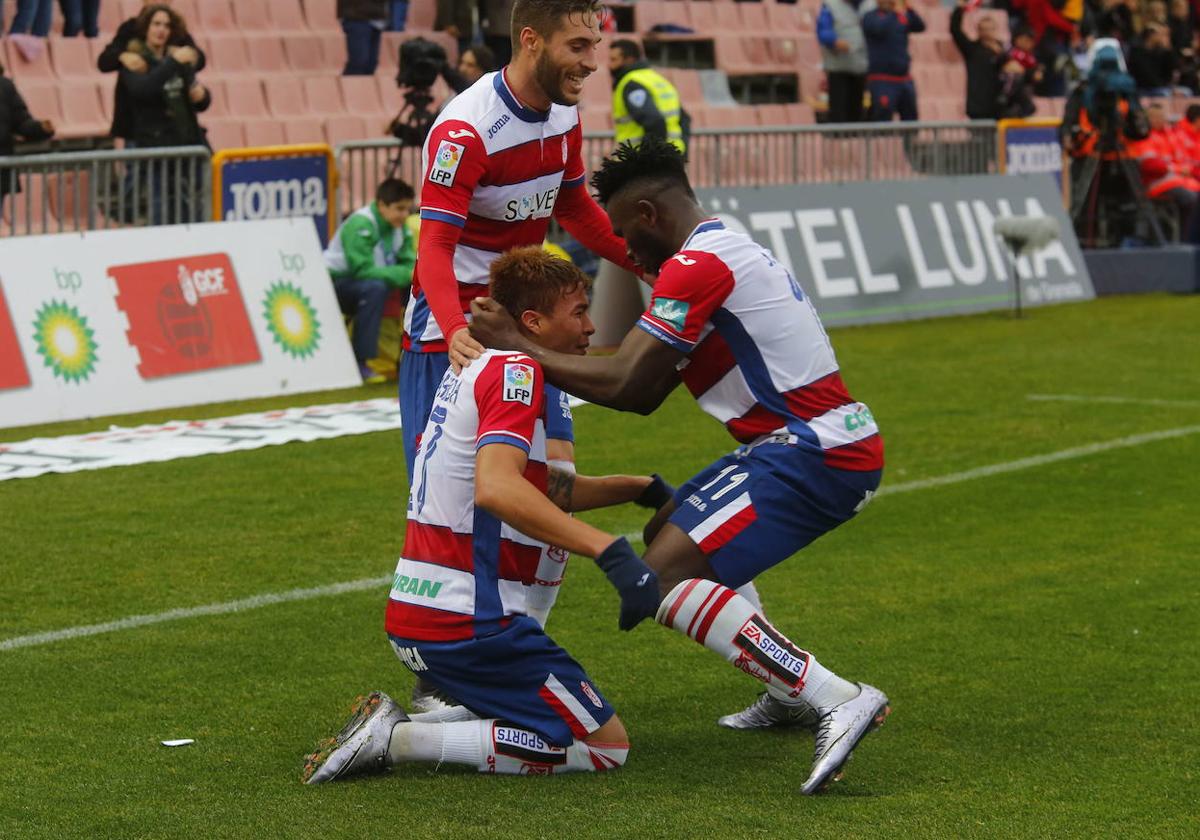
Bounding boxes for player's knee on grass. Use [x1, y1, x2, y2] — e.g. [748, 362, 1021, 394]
[643, 522, 718, 598]
[586, 713, 628, 747]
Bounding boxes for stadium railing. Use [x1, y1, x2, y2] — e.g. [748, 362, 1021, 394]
[0, 146, 212, 238]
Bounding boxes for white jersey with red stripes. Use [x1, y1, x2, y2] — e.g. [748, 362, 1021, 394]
[406, 69, 587, 351]
[638, 219, 883, 471]
[386, 349, 552, 641]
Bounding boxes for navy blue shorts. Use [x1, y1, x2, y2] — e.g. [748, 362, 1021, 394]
[388, 616, 614, 747]
[668, 439, 882, 589]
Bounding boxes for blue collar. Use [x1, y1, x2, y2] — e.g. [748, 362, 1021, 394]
[683, 218, 724, 249]
[493, 68, 550, 123]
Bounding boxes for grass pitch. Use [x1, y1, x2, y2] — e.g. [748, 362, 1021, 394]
[2, 295, 1198, 839]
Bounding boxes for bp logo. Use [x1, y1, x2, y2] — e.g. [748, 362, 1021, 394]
[32, 300, 98, 383]
[262, 281, 320, 359]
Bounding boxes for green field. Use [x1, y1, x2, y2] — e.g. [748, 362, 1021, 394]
[2, 295, 1198, 839]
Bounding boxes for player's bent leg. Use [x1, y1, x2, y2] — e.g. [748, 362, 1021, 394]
[642, 497, 676, 547]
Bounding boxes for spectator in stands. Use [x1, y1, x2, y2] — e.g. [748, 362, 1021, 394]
[996, 53, 1038, 117]
[60, 0, 100, 37]
[118, 4, 210, 223]
[816, 0, 870, 123]
[1129, 100, 1200, 241]
[341, 0, 388, 76]
[481, 0, 516, 66]
[436, 0, 475, 55]
[0, 60, 55, 212]
[8, 0, 52, 37]
[324, 178, 416, 385]
[951, 1, 1006, 119]
[1010, 0, 1077, 95]
[1129, 22, 1181, 96]
[607, 40, 689, 156]
[443, 44, 498, 95]
[1173, 103, 1200, 160]
[862, 0, 925, 122]
[1094, 0, 1134, 44]
[1167, 0, 1199, 90]
[98, 0, 207, 146]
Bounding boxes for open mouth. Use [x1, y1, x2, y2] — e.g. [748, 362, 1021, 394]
[564, 73, 587, 95]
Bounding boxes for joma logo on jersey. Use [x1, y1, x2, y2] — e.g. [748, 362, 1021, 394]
[392, 644, 428, 672]
[391, 574, 443, 599]
[486, 114, 510, 139]
[429, 140, 465, 186]
[503, 362, 534, 405]
[736, 618, 808, 688]
[503, 186, 560, 221]
[650, 297, 689, 331]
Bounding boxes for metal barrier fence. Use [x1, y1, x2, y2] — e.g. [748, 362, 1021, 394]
[336, 120, 998, 219]
[0, 146, 211, 238]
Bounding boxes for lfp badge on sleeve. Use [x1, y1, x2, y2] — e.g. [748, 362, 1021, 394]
[213, 144, 336, 247]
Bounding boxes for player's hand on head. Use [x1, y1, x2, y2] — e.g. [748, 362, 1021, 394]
[448, 326, 484, 374]
[468, 297, 523, 351]
[595, 537, 661, 631]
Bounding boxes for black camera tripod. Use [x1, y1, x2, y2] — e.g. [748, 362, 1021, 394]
[1069, 123, 1166, 248]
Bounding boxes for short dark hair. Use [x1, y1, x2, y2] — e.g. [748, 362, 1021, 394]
[1186, 104, 1200, 122]
[464, 44, 498, 73]
[490, 246, 592, 318]
[611, 39, 642, 61]
[1013, 25, 1035, 41]
[135, 4, 188, 44]
[510, 0, 603, 48]
[376, 178, 414, 204]
[590, 138, 693, 206]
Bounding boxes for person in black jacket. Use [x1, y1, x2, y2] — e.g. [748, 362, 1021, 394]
[97, 0, 206, 144]
[340, 0, 388, 76]
[0, 62, 55, 211]
[117, 4, 210, 224]
[951, 0, 1006, 119]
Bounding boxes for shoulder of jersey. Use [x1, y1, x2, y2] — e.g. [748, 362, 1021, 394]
[660, 249, 726, 275]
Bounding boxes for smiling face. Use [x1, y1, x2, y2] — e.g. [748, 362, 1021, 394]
[523, 283, 594, 355]
[528, 11, 601, 106]
[606, 189, 678, 275]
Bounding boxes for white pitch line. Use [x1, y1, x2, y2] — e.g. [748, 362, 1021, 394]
[1027, 393, 1200, 409]
[6, 423, 1200, 653]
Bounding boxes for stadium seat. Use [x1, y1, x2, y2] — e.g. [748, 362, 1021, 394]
[245, 35, 289, 74]
[713, 35, 757, 76]
[205, 33, 250, 75]
[49, 36, 94, 79]
[339, 75, 383, 117]
[264, 77, 309, 117]
[660, 68, 703, 103]
[635, 1, 692, 33]
[304, 76, 346, 117]
[194, 0, 235, 32]
[203, 79, 228, 117]
[232, 2, 273, 31]
[17, 80, 62, 124]
[688, 2, 717, 33]
[5, 38, 55, 80]
[319, 31, 349, 71]
[325, 115, 370, 147]
[204, 118, 247, 149]
[405, 1, 436, 30]
[59, 82, 108, 136]
[712, 2, 746, 32]
[243, 119, 286, 146]
[225, 79, 268, 118]
[303, 0, 339, 32]
[96, 1, 123, 34]
[285, 118, 327, 144]
[269, 0, 310, 33]
[283, 33, 328, 72]
[739, 2, 770, 33]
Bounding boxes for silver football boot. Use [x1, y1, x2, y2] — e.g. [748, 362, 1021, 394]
[410, 679, 463, 715]
[717, 693, 820, 731]
[800, 683, 891, 795]
[302, 691, 408, 784]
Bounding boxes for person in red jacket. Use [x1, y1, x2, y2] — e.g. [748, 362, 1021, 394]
[1129, 101, 1200, 241]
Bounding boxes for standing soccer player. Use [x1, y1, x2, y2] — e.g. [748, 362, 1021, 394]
[468, 140, 891, 795]
[302, 251, 662, 783]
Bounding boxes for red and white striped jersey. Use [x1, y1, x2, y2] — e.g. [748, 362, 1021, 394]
[405, 69, 587, 350]
[639, 219, 884, 471]
[386, 350, 551, 641]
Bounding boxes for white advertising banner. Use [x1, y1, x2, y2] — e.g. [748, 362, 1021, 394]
[0, 218, 360, 429]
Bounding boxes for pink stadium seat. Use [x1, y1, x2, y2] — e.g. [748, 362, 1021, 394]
[303, 0, 339, 32]
[270, 0, 310, 33]
[116, 0, 142, 21]
[5, 39, 55, 80]
[909, 34, 939, 67]
[204, 118, 246, 149]
[689, 2, 717, 34]
[304, 76, 346, 116]
[285, 118, 326, 144]
[49, 36, 94, 79]
[194, 0, 235, 32]
[205, 33, 250, 74]
[283, 33, 327, 72]
[405, 1, 436, 30]
[203, 79, 228, 117]
[713, 2, 746, 32]
[786, 103, 817, 124]
[96, 1, 123, 34]
[339, 75, 383, 116]
[59, 82, 108, 136]
[243, 119, 286, 146]
[325, 115, 370, 147]
[319, 31, 348, 70]
[173, 0, 199, 25]
[635, 1, 691, 33]
[225, 79, 268, 118]
[660, 68, 703, 103]
[740, 2, 770, 32]
[232, 2, 273, 31]
[19, 80, 62, 123]
[245, 35, 289, 74]
[713, 35, 757, 76]
[264, 77, 308, 117]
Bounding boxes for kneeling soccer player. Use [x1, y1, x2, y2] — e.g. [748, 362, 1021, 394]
[302, 250, 666, 782]
[467, 140, 892, 795]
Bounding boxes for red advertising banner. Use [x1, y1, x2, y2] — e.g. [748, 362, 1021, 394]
[0, 281, 31, 391]
[110, 253, 261, 379]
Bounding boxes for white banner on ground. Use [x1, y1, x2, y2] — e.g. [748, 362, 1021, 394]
[0, 218, 359, 430]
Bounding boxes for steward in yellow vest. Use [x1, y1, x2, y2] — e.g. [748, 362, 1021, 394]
[608, 39, 689, 157]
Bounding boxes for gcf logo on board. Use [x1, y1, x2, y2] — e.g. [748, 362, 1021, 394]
[502, 362, 534, 405]
[0, 281, 31, 391]
[111, 253, 261, 379]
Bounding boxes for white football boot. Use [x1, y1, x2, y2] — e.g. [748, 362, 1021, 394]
[800, 683, 891, 795]
[302, 691, 408, 784]
[717, 693, 820, 731]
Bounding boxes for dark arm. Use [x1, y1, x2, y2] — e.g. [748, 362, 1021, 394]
[950, 6, 972, 57]
[97, 23, 133, 73]
[119, 58, 184, 102]
[5, 82, 52, 140]
[623, 81, 668, 143]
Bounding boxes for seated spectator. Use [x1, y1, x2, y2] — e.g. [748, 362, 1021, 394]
[1128, 23, 1181, 96]
[0, 60, 55, 212]
[1129, 100, 1200, 241]
[323, 178, 416, 385]
[862, 0, 925, 122]
[817, 0, 870, 123]
[118, 4, 210, 223]
[951, 0, 1006, 119]
[98, 0, 207, 146]
[442, 44, 498, 96]
[1173, 103, 1200, 161]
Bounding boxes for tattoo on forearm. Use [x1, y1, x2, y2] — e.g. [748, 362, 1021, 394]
[547, 467, 576, 511]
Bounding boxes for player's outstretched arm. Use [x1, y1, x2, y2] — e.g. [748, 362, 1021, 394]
[548, 469, 675, 513]
[469, 298, 682, 414]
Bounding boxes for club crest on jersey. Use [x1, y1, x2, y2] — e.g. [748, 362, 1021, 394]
[503, 362, 534, 405]
[493, 724, 568, 765]
[580, 681, 603, 709]
[561, 136, 568, 164]
[650, 297, 689, 332]
[734, 617, 809, 688]
[429, 140, 465, 186]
